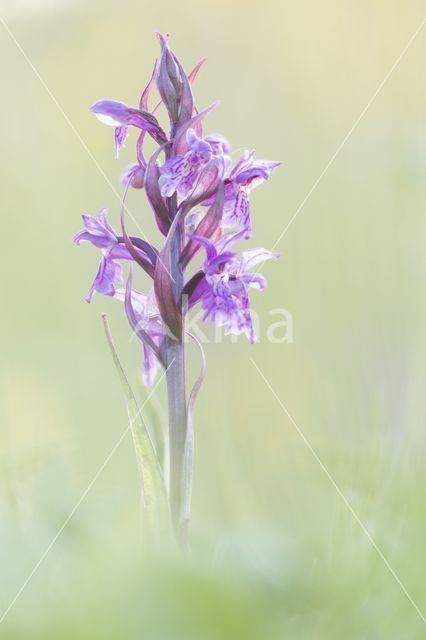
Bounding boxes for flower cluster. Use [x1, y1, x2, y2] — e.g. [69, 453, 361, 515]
[74, 34, 279, 385]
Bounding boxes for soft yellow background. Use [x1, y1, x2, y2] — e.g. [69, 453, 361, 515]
[1, 0, 425, 637]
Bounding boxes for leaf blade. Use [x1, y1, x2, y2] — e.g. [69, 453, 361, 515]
[101, 314, 169, 533]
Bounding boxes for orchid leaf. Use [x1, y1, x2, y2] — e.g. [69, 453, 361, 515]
[180, 181, 225, 268]
[145, 146, 172, 236]
[154, 212, 184, 341]
[119, 184, 155, 278]
[102, 314, 169, 533]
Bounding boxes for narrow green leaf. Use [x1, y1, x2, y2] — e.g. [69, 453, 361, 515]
[102, 314, 169, 534]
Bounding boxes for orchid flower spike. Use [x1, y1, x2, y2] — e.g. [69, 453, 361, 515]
[74, 34, 280, 541]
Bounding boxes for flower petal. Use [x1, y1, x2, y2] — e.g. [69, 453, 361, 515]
[114, 126, 128, 158]
[73, 209, 117, 249]
[172, 103, 218, 156]
[86, 255, 122, 303]
[90, 99, 167, 144]
[239, 248, 280, 273]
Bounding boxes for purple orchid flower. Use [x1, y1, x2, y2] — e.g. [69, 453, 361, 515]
[221, 151, 280, 238]
[73, 208, 118, 249]
[204, 133, 231, 156]
[74, 209, 135, 302]
[158, 128, 230, 198]
[90, 99, 167, 157]
[85, 250, 124, 303]
[189, 232, 279, 342]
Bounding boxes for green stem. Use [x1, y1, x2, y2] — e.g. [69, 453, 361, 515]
[165, 337, 187, 540]
[165, 213, 190, 545]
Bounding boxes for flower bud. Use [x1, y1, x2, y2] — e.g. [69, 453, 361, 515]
[156, 33, 194, 131]
[156, 33, 181, 125]
[121, 163, 146, 189]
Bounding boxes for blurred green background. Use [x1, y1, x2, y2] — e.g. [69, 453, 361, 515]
[1, 0, 426, 637]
